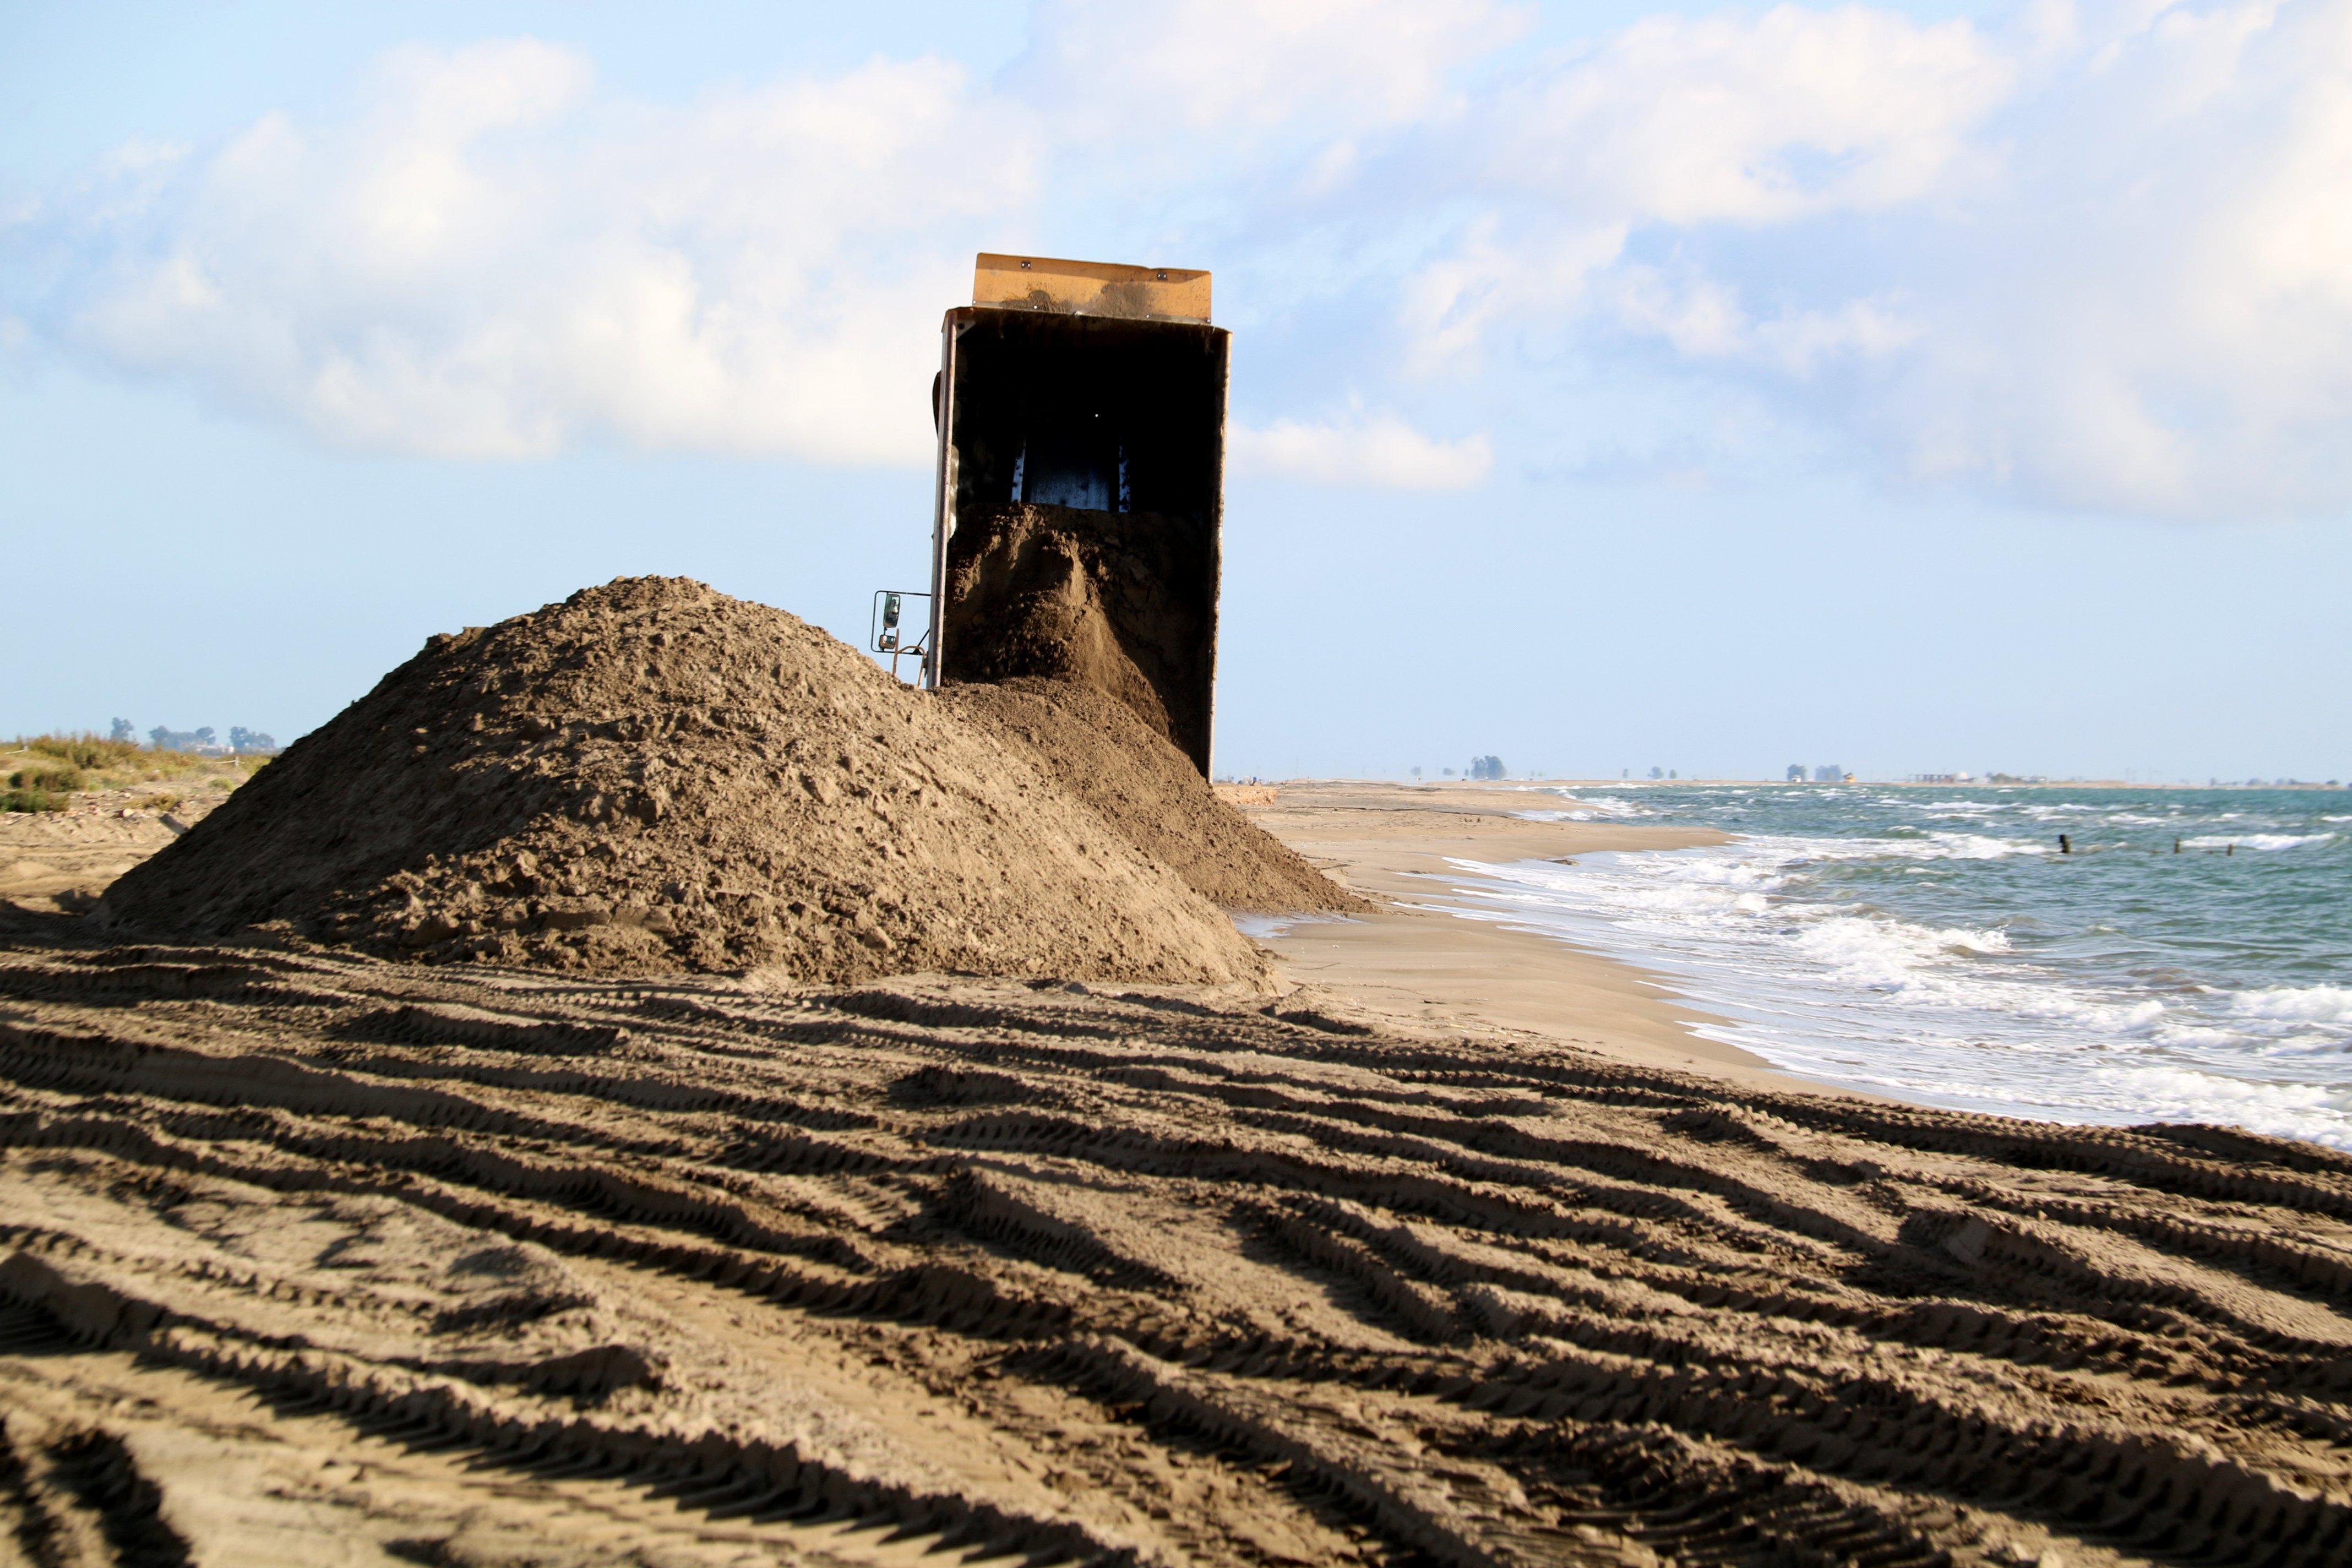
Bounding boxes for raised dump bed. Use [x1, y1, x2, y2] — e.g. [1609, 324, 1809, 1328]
[925, 254, 1229, 777]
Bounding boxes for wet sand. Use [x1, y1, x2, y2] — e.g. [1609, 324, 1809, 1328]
[1239, 780, 1796, 1091]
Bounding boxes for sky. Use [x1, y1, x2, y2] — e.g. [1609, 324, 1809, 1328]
[4, 0, 2349, 783]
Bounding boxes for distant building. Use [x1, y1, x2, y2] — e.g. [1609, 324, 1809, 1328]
[1786, 764, 1804, 781]
[1814, 765, 1842, 782]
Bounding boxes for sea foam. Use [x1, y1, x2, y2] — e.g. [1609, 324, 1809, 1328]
[1411, 783, 2352, 1149]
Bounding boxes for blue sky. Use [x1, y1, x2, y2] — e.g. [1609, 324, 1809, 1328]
[4, 0, 2348, 782]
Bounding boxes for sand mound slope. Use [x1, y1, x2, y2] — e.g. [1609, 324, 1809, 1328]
[3, 943, 2348, 1565]
[944, 677, 1368, 914]
[95, 577, 1266, 987]
[942, 502, 1213, 768]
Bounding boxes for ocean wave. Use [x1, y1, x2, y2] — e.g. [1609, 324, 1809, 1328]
[1790, 914, 2013, 993]
[2095, 1064, 2348, 1145]
[1419, 818, 2352, 1148]
[1915, 832, 2041, 859]
[2181, 832, 2335, 852]
[1523, 792, 1649, 818]
[1764, 831, 2040, 863]
[2230, 985, 2352, 1023]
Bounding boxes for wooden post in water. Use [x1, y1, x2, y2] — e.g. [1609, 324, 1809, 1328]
[2174, 837, 2181, 853]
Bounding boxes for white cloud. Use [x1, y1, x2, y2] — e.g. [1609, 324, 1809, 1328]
[1608, 268, 1925, 373]
[1398, 213, 1630, 371]
[1017, 0, 1525, 137]
[1861, 0, 2352, 513]
[1231, 411, 1492, 487]
[1385, 0, 2352, 516]
[16, 3, 2352, 515]
[14, 9, 1518, 482]
[48, 41, 1028, 462]
[1490, 4, 2016, 225]
[1396, 4, 2014, 368]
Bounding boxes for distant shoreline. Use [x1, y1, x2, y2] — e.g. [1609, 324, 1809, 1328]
[1281, 776, 2349, 791]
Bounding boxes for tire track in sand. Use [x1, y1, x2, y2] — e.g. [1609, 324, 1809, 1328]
[2, 941, 2350, 1564]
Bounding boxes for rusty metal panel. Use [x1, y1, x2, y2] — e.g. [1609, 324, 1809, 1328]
[973, 253, 1211, 324]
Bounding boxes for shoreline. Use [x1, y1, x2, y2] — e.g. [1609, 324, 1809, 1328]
[1235, 778, 1852, 1098]
[1242, 776, 2351, 1148]
[1249, 775, 2348, 792]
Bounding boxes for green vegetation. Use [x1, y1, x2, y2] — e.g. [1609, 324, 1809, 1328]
[8, 765, 84, 793]
[22, 733, 143, 772]
[3, 734, 269, 818]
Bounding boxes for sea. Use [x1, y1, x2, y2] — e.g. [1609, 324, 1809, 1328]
[1424, 783, 2352, 1150]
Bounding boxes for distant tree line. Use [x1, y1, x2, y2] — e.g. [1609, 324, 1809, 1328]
[110, 718, 279, 755]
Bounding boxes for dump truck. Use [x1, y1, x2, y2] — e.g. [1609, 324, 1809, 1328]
[912, 254, 1230, 777]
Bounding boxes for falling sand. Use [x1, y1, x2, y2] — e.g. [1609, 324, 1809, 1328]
[941, 503, 1216, 772]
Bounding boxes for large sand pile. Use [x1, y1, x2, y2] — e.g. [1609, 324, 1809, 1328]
[941, 502, 1215, 771]
[94, 578, 1267, 987]
[944, 676, 1367, 914]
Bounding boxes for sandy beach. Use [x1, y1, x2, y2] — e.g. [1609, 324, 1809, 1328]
[1233, 780, 1791, 1090]
[4, 754, 2351, 1565]
[15, 0, 2351, 1558]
